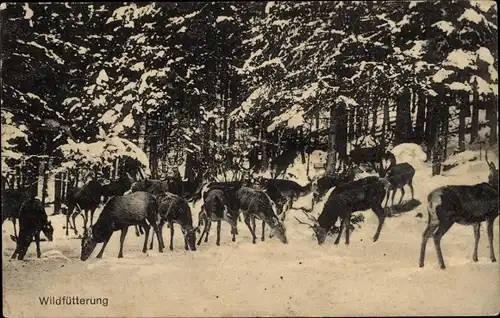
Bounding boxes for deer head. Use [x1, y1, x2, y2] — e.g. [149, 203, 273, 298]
[294, 211, 327, 245]
[41, 220, 54, 242]
[181, 226, 200, 251]
[80, 227, 98, 261]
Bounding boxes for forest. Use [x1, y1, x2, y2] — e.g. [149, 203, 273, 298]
[1, 1, 498, 210]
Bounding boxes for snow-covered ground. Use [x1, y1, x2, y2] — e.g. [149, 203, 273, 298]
[3, 146, 499, 317]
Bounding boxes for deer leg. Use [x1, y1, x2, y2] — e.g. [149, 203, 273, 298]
[334, 218, 344, 245]
[135, 225, 141, 237]
[96, 235, 111, 259]
[243, 215, 257, 244]
[169, 221, 175, 251]
[71, 212, 79, 235]
[344, 215, 352, 245]
[432, 220, 454, 269]
[35, 231, 42, 258]
[251, 216, 257, 244]
[12, 219, 18, 241]
[398, 186, 405, 205]
[216, 220, 221, 246]
[384, 190, 391, 209]
[391, 188, 397, 207]
[261, 220, 266, 241]
[372, 205, 387, 242]
[118, 226, 129, 258]
[142, 224, 150, 254]
[487, 218, 496, 262]
[197, 221, 208, 245]
[158, 221, 165, 252]
[408, 182, 415, 200]
[204, 220, 212, 243]
[149, 228, 155, 250]
[473, 223, 480, 262]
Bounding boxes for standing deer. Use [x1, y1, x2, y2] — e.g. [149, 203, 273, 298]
[419, 183, 498, 269]
[384, 162, 415, 208]
[65, 176, 104, 236]
[197, 188, 238, 246]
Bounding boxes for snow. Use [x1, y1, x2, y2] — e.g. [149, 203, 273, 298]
[390, 143, 428, 171]
[130, 62, 145, 71]
[471, 75, 494, 95]
[470, 0, 496, 12]
[0, 3, 6, 11]
[431, 21, 455, 35]
[432, 68, 454, 83]
[96, 69, 109, 86]
[476, 47, 495, 65]
[458, 8, 486, 24]
[336, 95, 358, 106]
[216, 16, 234, 23]
[17, 40, 65, 65]
[22, 3, 33, 20]
[447, 82, 471, 91]
[178, 26, 187, 33]
[265, 1, 275, 14]
[445, 49, 477, 70]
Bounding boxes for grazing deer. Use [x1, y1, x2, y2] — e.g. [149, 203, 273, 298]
[148, 192, 199, 251]
[65, 176, 104, 236]
[295, 176, 391, 245]
[80, 191, 162, 260]
[197, 188, 238, 246]
[11, 198, 54, 260]
[419, 183, 498, 269]
[384, 162, 415, 208]
[485, 146, 498, 190]
[235, 186, 288, 244]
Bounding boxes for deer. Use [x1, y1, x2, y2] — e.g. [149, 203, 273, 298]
[65, 173, 105, 236]
[348, 135, 396, 176]
[257, 176, 315, 221]
[80, 191, 162, 260]
[101, 172, 133, 204]
[11, 198, 54, 260]
[485, 145, 498, 190]
[311, 165, 360, 206]
[2, 188, 31, 241]
[148, 192, 200, 251]
[419, 183, 498, 269]
[383, 162, 415, 209]
[197, 188, 239, 246]
[295, 176, 391, 245]
[234, 186, 288, 244]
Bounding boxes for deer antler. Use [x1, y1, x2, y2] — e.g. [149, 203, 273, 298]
[294, 216, 313, 228]
[485, 145, 496, 171]
[301, 210, 318, 225]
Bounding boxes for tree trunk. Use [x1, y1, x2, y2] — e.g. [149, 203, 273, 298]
[395, 86, 412, 144]
[486, 99, 498, 145]
[326, 104, 338, 175]
[54, 172, 62, 215]
[470, 80, 479, 143]
[382, 97, 390, 150]
[414, 92, 426, 144]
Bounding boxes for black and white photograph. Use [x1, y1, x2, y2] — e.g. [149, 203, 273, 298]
[1, 1, 499, 317]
